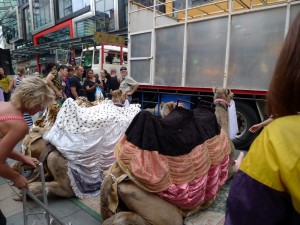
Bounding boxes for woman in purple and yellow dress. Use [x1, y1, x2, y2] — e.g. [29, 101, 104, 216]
[224, 12, 300, 225]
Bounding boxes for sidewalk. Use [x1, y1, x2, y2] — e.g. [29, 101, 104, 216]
[0, 153, 101, 225]
[0, 177, 101, 225]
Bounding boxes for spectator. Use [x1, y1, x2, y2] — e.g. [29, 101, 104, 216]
[100, 69, 111, 97]
[109, 68, 121, 91]
[45, 62, 63, 99]
[119, 66, 139, 103]
[63, 66, 74, 98]
[0, 77, 55, 224]
[69, 66, 86, 99]
[224, 12, 300, 225]
[0, 67, 13, 102]
[12, 67, 33, 128]
[83, 69, 102, 102]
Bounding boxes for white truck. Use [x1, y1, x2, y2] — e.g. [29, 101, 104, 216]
[127, 0, 300, 149]
[80, 32, 128, 76]
[81, 44, 128, 75]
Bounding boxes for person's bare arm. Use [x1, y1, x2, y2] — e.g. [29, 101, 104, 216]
[9, 151, 38, 168]
[127, 83, 139, 96]
[11, 77, 17, 90]
[85, 83, 98, 92]
[46, 73, 62, 98]
[70, 87, 78, 99]
[0, 121, 30, 189]
[249, 117, 274, 133]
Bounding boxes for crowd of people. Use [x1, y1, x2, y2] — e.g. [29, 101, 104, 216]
[43, 64, 139, 105]
[0, 64, 140, 127]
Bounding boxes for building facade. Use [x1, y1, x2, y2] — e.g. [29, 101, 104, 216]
[0, 0, 128, 74]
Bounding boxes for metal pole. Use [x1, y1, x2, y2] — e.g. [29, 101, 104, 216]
[223, 0, 233, 88]
[284, 0, 292, 36]
[151, 0, 157, 85]
[181, 0, 189, 87]
[39, 163, 51, 225]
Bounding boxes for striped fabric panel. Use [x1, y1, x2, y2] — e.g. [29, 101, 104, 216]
[157, 155, 229, 209]
[115, 129, 230, 193]
[0, 115, 25, 122]
[23, 113, 33, 127]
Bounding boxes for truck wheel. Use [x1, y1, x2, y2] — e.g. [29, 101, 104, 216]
[233, 102, 260, 150]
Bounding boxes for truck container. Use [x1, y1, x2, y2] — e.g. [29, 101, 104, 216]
[128, 0, 300, 149]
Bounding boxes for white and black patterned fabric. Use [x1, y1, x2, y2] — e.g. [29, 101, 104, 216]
[43, 98, 140, 198]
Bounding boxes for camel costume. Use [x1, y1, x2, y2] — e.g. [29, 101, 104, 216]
[104, 106, 232, 218]
[43, 98, 141, 198]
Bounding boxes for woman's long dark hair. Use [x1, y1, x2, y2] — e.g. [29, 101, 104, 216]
[86, 69, 94, 79]
[45, 62, 57, 74]
[104, 69, 111, 79]
[266, 12, 300, 117]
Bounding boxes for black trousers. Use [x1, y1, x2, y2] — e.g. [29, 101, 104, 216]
[3, 92, 10, 102]
[0, 210, 6, 225]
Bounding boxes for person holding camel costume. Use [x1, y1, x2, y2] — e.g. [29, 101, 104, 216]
[0, 77, 55, 224]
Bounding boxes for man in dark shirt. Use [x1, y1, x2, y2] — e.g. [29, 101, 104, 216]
[69, 66, 86, 99]
[108, 68, 122, 91]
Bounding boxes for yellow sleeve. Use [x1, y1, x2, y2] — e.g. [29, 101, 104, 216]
[240, 115, 300, 213]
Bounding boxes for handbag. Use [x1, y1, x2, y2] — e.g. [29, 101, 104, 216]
[95, 86, 103, 99]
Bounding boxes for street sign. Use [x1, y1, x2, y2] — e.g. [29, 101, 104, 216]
[94, 32, 125, 45]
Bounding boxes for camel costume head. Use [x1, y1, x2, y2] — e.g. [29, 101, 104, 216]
[111, 89, 126, 105]
[213, 87, 233, 107]
[160, 101, 186, 118]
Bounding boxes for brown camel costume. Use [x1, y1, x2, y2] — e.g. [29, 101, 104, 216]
[100, 89, 239, 225]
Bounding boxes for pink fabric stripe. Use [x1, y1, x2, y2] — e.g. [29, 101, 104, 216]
[157, 155, 229, 209]
[0, 116, 25, 122]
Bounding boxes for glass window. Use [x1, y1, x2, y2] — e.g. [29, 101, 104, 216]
[118, 0, 128, 29]
[95, 0, 104, 12]
[24, 7, 32, 40]
[58, 0, 72, 19]
[104, 0, 113, 11]
[76, 18, 96, 38]
[1, 9, 19, 43]
[132, 0, 153, 7]
[81, 50, 93, 67]
[18, 0, 28, 5]
[33, 0, 52, 29]
[57, 0, 90, 19]
[95, 0, 115, 32]
[72, 0, 90, 12]
[37, 27, 70, 44]
[94, 50, 100, 64]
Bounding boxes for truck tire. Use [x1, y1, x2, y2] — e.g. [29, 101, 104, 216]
[233, 102, 260, 150]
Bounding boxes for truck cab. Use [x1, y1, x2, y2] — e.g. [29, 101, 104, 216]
[81, 44, 127, 76]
